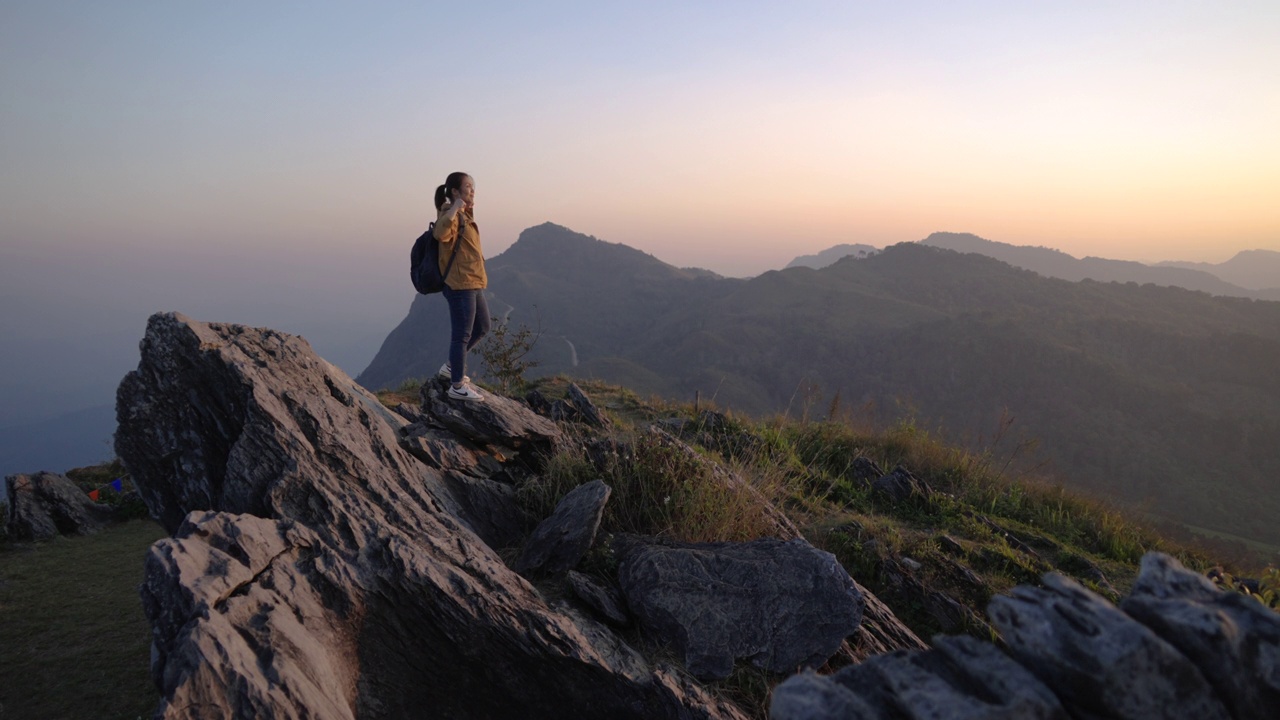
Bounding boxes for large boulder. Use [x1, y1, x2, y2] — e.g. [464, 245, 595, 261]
[617, 536, 864, 680]
[116, 313, 747, 720]
[4, 471, 114, 540]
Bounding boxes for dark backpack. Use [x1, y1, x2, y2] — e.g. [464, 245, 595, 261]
[410, 222, 459, 294]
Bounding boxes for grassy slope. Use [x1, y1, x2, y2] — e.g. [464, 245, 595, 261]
[0, 519, 165, 720]
[495, 377, 1277, 624]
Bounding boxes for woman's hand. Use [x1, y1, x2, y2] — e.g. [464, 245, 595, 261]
[441, 197, 464, 222]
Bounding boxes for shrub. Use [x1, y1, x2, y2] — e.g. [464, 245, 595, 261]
[65, 459, 129, 494]
[478, 315, 541, 393]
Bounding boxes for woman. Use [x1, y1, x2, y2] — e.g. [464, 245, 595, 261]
[433, 171, 491, 401]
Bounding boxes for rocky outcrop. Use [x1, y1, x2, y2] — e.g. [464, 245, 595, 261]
[617, 536, 864, 680]
[772, 552, 1280, 720]
[4, 471, 114, 540]
[419, 378, 562, 461]
[117, 313, 747, 720]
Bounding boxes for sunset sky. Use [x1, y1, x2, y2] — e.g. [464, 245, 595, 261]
[2, 1, 1279, 434]
[5, 1, 1278, 272]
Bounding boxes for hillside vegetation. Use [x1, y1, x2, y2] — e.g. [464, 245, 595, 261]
[385, 377, 1278, 638]
[361, 224, 1280, 555]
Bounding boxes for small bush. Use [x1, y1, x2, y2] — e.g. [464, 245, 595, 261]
[65, 459, 129, 494]
[478, 315, 541, 393]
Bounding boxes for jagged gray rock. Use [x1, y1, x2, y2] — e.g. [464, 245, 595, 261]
[524, 388, 554, 416]
[849, 457, 885, 487]
[773, 552, 1280, 719]
[516, 479, 611, 576]
[872, 466, 931, 503]
[988, 572, 1232, 720]
[927, 636, 1069, 719]
[420, 377, 562, 462]
[848, 584, 929, 660]
[399, 423, 503, 479]
[396, 408, 532, 548]
[567, 570, 629, 627]
[774, 636, 1068, 720]
[617, 536, 864, 680]
[140, 510, 357, 718]
[880, 558, 989, 635]
[556, 383, 612, 428]
[4, 471, 114, 540]
[770, 671, 886, 720]
[1121, 553, 1280, 720]
[526, 384, 612, 428]
[116, 312, 748, 720]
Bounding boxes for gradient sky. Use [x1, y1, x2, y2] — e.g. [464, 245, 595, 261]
[2, 1, 1279, 430]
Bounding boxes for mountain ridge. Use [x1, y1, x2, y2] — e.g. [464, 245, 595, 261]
[785, 243, 880, 269]
[1157, 248, 1280, 292]
[918, 232, 1280, 300]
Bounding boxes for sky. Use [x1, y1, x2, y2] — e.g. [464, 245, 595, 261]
[1, 1, 1279, 461]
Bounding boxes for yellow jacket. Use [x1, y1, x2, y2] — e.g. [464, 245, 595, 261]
[433, 205, 487, 290]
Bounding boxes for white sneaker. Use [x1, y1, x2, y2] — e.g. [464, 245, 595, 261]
[437, 362, 470, 383]
[447, 383, 485, 402]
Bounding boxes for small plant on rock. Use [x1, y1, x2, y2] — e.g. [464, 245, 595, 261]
[478, 313, 541, 393]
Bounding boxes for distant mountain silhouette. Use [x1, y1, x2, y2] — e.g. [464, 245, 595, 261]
[786, 243, 879, 269]
[360, 224, 1280, 549]
[918, 232, 1279, 299]
[1156, 249, 1280, 292]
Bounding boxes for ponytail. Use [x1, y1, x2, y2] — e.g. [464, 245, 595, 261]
[434, 171, 471, 211]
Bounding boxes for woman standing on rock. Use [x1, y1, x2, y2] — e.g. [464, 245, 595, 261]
[434, 171, 490, 401]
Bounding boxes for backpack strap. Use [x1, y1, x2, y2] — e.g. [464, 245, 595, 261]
[440, 217, 462, 282]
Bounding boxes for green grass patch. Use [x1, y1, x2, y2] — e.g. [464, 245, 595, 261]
[0, 520, 166, 719]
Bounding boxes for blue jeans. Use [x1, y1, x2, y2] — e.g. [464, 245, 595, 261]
[442, 287, 491, 384]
